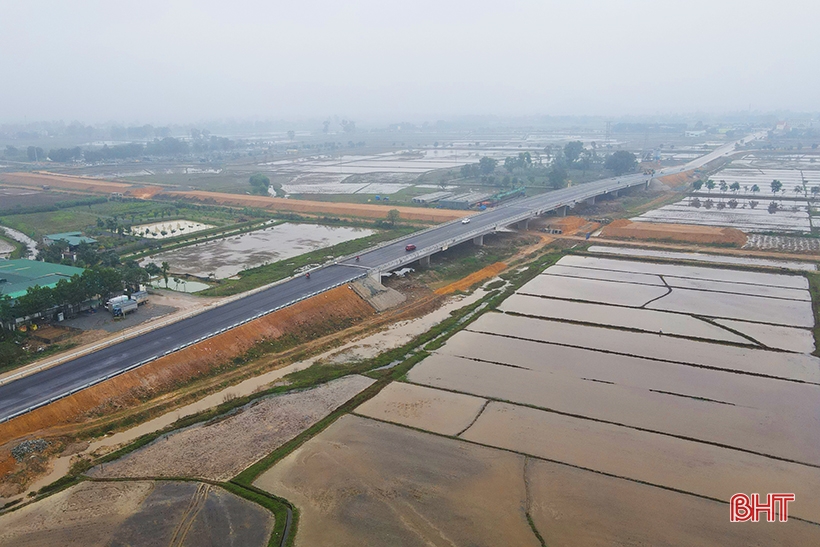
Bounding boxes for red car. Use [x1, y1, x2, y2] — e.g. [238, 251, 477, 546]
[405, 244, 416, 251]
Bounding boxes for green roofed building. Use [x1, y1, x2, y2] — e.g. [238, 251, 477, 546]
[43, 232, 97, 248]
[0, 259, 85, 300]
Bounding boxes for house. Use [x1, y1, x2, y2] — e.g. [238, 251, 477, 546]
[43, 232, 97, 249]
[0, 259, 85, 301]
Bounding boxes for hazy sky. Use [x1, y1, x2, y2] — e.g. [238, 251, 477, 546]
[1, 0, 817, 124]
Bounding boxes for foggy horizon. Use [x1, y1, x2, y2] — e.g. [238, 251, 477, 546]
[2, 0, 819, 125]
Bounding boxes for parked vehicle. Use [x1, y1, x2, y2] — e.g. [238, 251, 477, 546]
[405, 244, 416, 251]
[130, 290, 149, 305]
[105, 295, 130, 311]
[112, 299, 138, 317]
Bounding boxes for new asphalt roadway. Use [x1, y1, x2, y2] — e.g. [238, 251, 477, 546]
[0, 135, 759, 421]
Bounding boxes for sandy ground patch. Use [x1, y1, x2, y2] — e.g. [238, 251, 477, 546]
[88, 375, 374, 481]
[471, 312, 820, 381]
[601, 218, 747, 245]
[500, 293, 750, 343]
[165, 190, 469, 222]
[412, 341, 820, 465]
[355, 382, 486, 435]
[1, 171, 133, 193]
[254, 415, 541, 547]
[461, 402, 820, 523]
[518, 274, 670, 307]
[526, 457, 820, 546]
[0, 480, 272, 547]
[434, 262, 506, 294]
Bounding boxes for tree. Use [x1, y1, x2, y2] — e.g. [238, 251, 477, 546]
[692, 180, 703, 191]
[705, 179, 716, 193]
[287, 130, 296, 140]
[160, 261, 170, 287]
[478, 156, 497, 175]
[811, 186, 820, 199]
[564, 141, 584, 164]
[604, 151, 637, 176]
[249, 173, 271, 195]
[771, 179, 782, 195]
[751, 184, 760, 195]
[719, 181, 728, 194]
[730, 182, 740, 194]
[548, 164, 568, 189]
[386, 209, 400, 226]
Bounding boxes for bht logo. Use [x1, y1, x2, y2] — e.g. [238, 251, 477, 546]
[730, 493, 795, 522]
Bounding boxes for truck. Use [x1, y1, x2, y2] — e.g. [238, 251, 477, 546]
[130, 290, 149, 305]
[105, 295, 130, 311]
[111, 299, 138, 317]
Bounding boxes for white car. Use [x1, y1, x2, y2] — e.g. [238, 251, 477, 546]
[461, 218, 471, 224]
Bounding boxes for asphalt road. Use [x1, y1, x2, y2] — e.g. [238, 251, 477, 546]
[0, 264, 364, 420]
[0, 134, 759, 421]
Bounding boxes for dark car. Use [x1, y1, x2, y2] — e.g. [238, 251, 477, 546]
[405, 244, 416, 251]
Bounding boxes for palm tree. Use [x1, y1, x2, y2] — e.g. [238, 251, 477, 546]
[719, 181, 728, 195]
[811, 186, 820, 200]
[160, 262, 170, 288]
[771, 179, 782, 195]
[730, 182, 740, 194]
[751, 184, 760, 196]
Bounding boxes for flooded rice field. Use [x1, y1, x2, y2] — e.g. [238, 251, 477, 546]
[0, 480, 273, 547]
[518, 274, 669, 306]
[587, 245, 818, 271]
[141, 222, 375, 278]
[245, 252, 820, 543]
[469, 312, 820, 380]
[355, 382, 486, 436]
[254, 415, 541, 547]
[713, 318, 816, 353]
[408, 346, 820, 465]
[460, 402, 820, 523]
[556, 255, 809, 288]
[633, 198, 812, 232]
[499, 293, 749, 342]
[525, 457, 820, 546]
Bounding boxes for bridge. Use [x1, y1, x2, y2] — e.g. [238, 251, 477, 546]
[0, 134, 759, 422]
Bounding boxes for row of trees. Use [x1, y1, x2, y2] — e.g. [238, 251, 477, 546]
[693, 178, 820, 198]
[0, 264, 152, 324]
[38, 136, 239, 164]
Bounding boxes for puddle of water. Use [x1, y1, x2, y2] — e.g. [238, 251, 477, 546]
[141, 223, 375, 278]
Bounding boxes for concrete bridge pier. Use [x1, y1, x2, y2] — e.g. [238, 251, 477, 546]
[645, 180, 650, 190]
[610, 189, 619, 198]
[517, 219, 530, 230]
[419, 255, 431, 268]
[558, 206, 567, 217]
[368, 269, 382, 282]
[586, 195, 596, 205]
[473, 235, 484, 246]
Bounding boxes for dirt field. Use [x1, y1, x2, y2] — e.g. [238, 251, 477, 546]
[255, 415, 541, 547]
[526, 457, 820, 546]
[0, 171, 134, 194]
[164, 190, 470, 222]
[434, 261, 506, 294]
[355, 382, 486, 435]
[89, 375, 374, 481]
[601, 218, 747, 245]
[0, 480, 273, 546]
[0, 285, 375, 449]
